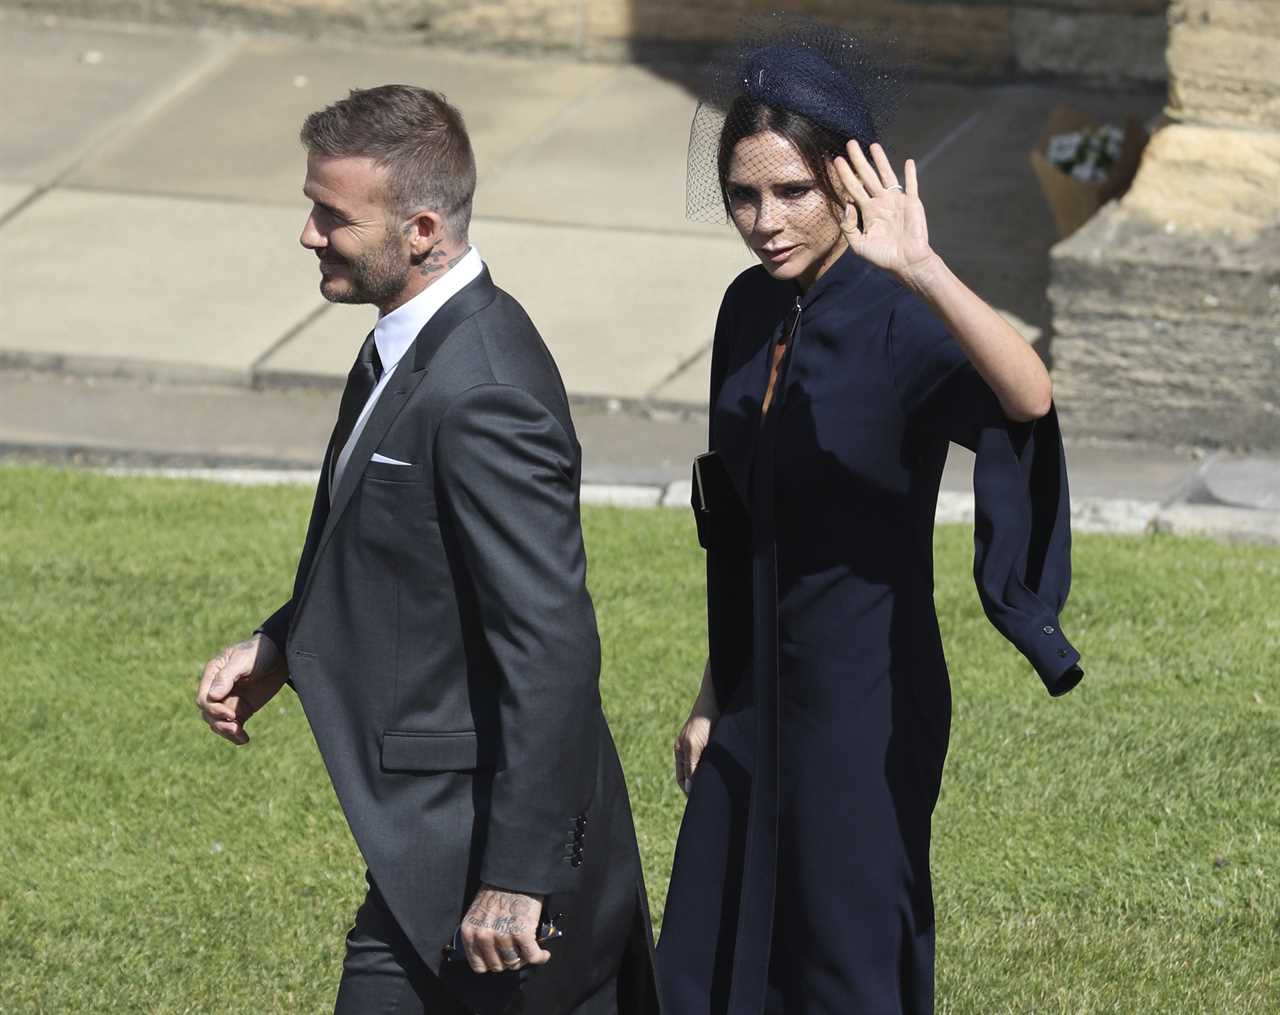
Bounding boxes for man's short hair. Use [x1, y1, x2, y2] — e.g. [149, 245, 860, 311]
[300, 84, 476, 241]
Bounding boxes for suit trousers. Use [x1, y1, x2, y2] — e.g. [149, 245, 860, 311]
[334, 874, 621, 1015]
[334, 873, 469, 1015]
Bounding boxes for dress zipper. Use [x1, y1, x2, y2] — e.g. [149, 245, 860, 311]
[762, 297, 802, 422]
[785, 295, 802, 344]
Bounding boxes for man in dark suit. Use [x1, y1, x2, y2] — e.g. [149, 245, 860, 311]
[195, 84, 657, 1015]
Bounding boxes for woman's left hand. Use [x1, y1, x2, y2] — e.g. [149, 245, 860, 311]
[832, 141, 939, 291]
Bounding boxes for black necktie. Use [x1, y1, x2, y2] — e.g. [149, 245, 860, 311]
[328, 330, 383, 492]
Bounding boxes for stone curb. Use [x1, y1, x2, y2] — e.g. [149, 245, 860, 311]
[1149, 504, 1280, 545]
[91, 467, 1280, 544]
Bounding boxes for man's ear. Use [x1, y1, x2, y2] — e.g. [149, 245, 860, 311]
[405, 209, 446, 258]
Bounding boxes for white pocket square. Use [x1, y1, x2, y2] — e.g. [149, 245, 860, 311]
[371, 452, 414, 466]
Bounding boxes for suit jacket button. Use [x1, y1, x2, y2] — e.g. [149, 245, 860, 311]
[570, 856, 583, 868]
[1043, 625, 1056, 635]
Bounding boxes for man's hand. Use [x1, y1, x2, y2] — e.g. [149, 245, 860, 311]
[460, 885, 551, 974]
[195, 634, 287, 745]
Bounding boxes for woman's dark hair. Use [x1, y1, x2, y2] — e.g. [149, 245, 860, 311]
[717, 97, 848, 219]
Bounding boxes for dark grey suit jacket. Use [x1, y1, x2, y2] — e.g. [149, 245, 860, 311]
[259, 268, 658, 1014]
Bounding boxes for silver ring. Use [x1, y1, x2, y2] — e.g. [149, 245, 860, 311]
[885, 184, 904, 192]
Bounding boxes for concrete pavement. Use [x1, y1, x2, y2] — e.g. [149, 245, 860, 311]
[6, 367, 1279, 543]
[0, 14, 749, 401]
[0, 12, 1164, 398]
[1, 12, 1278, 541]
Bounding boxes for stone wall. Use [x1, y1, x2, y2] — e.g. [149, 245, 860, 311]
[4, 0, 1169, 83]
[1050, 0, 1280, 449]
[615, 0, 1168, 82]
[1166, 0, 1280, 127]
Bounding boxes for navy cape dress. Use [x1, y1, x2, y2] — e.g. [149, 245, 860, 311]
[656, 248, 1083, 1015]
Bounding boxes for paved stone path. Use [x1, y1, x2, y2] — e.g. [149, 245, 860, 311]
[1, 12, 1277, 541]
[1, 13, 1164, 398]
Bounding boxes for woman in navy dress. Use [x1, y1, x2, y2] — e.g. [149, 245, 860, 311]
[657, 25, 1084, 1015]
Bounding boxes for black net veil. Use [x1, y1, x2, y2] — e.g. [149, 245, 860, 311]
[686, 13, 911, 225]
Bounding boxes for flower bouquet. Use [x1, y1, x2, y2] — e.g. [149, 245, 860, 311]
[1029, 105, 1149, 238]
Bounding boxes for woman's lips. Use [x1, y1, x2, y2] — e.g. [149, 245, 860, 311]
[759, 245, 796, 264]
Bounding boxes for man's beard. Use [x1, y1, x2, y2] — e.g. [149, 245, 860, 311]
[320, 231, 409, 308]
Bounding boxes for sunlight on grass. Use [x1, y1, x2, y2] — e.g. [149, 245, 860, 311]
[0, 465, 1276, 1012]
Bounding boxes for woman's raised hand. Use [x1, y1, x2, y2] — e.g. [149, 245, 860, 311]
[832, 141, 939, 290]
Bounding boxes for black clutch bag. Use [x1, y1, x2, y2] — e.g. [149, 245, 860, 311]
[691, 452, 751, 551]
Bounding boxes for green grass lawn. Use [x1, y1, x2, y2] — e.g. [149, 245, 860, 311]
[0, 464, 1277, 1013]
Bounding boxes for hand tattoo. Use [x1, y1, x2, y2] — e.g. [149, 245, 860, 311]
[464, 887, 540, 936]
[461, 886, 548, 972]
[213, 639, 255, 669]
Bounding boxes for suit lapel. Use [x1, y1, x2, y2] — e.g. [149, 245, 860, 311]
[291, 268, 498, 622]
[326, 355, 427, 536]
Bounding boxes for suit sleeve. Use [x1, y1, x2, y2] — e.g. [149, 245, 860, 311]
[889, 294, 1084, 697]
[255, 444, 334, 663]
[256, 600, 293, 656]
[435, 383, 601, 895]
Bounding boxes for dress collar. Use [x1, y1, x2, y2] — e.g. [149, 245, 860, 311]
[797, 245, 874, 312]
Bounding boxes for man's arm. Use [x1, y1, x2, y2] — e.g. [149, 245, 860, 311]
[435, 382, 601, 972]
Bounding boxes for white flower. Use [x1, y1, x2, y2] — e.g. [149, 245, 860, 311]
[1070, 161, 1105, 183]
[1047, 132, 1082, 166]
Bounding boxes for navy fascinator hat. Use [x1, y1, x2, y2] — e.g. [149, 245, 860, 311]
[686, 13, 908, 222]
[738, 43, 880, 150]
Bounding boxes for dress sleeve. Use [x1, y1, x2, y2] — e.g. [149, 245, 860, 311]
[702, 284, 754, 710]
[889, 294, 1084, 697]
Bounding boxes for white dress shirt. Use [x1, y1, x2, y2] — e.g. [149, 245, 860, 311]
[330, 246, 485, 497]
